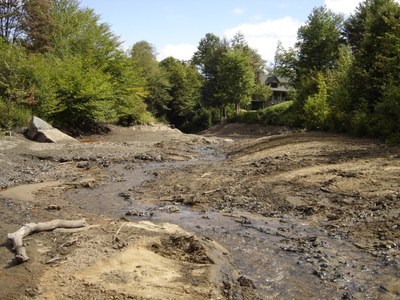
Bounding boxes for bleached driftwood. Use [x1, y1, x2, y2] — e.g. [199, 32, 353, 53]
[7, 219, 88, 263]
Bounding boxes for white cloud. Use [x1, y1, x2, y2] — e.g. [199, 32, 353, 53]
[157, 43, 197, 61]
[233, 8, 244, 15]
[224, 16, 302, 63]
[324, 0, 362, 15]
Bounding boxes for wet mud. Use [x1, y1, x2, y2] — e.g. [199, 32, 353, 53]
[0, 123, 399, 299]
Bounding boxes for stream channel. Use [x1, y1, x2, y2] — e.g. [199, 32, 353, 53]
[65, 147, 399, 299]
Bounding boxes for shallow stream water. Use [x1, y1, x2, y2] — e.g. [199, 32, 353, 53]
[65, 155, 399, 299]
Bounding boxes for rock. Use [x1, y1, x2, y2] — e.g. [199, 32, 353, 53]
[77, 161, 91, 169]
[25, 116, 77, 143]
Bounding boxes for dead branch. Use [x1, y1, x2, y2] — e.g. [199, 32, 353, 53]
[7, 219, 88, 263]
[113, 223, 125, 242]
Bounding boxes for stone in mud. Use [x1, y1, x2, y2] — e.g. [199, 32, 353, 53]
[25, 116, 77, 143]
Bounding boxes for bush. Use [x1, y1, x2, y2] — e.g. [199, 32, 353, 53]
[370, 84, 400, 143]
[234, 110, 261, 124]
[302, 73, 329, 130]
[0, 99, 31, 130]
[186, 108, 213, 132]
[259, 101, 295, 125]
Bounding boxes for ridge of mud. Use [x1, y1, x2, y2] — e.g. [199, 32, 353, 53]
[0, 124, 399, 299]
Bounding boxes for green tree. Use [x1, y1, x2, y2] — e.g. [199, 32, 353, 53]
[192, 33, 227, 108]
[22, 0, 55, 52]
[296, 6, 344, 74]
[51, 0, 121, 67]
[160, 57, 202, 130]
[346, 0, 400, 110]
[216, 50, 255, 116]
[130, 41, 171, 119]
[303, 73, 329, 130]
[0, 40, 32, 129]
[325, 45, 354, 131]
[0, 0, 25, 43]
[295, 6, 344, 114]
[345, 0, 400, 139]
[273, 41, 297, 85]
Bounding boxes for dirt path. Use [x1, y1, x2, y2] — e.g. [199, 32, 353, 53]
[0, 123, 399, 299]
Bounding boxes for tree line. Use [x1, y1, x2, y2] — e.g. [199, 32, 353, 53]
[271, 0, 400, 142]
[0, 0, 270, 134]
[0, 0, 399, 141]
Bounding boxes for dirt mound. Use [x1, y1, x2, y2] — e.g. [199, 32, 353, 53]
[1, 123, 399, 299]
[203, 123, 290, 139]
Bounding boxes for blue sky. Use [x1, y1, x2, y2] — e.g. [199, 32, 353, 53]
[78, 0, 368, 63]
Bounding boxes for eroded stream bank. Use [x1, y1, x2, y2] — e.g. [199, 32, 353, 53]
[1, 124, 399, 299]
[66, 133, 400, 299]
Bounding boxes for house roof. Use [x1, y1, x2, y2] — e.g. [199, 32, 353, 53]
[266, 75, 290, 85]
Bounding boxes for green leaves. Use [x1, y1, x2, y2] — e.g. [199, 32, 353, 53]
[303, 73, 329, 130]
[296, 6, 344, 75]
[160, 57, 202, 129]
[216, 50, 255, 114]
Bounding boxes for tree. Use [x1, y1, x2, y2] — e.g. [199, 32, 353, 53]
[130, 41, 171, 119]
[303, 73, 329, 130]
[0, 0, 25, 43]
[295, 6, 344, 108]
[0, 39, 31, 129]
[296, 6, 344, 76]
[216, 50, 255, 116]
[325, 45, 354, 131]
[51, 0, 121, 65]
[345, 0, 400, 111]
[342, 0, 400, 140]
[21, 0, 55, 53]
[160, 57, 202, 130]
[272, 41, 297, 85]
[192, 33, 227, 108]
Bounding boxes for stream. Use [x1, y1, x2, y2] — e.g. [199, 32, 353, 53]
[65, 152, 399, 299]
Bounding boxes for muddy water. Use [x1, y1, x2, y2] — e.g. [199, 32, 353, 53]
[65, 161, 399, 299]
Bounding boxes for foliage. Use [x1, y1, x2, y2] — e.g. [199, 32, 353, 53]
[160, 57, 202, 130]
[303, 73, 329, 130]
[190, 108, 213, 132]
[273, 41, 297, 85]
[370, 83, 400, 142]
[22, 0, 55, 52]
[192, 33, 226, 108]
[1, 0, 400, 141]
[252, 83, 272, 102]
[259, 101, 295, 126]
[325, 45, 353, 131]
[296, 6, 344, 74]
[130, 41, 171, 119]
[344, 0, 400, 139]
[215, 50, 255, 115]
[0, 40, 32, 129]
[295, 6, 344, 108]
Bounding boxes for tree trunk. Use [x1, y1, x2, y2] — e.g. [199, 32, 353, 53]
[7, 219, 88, 263]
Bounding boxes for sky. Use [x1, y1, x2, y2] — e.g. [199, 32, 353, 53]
[77, 0, 389, 63]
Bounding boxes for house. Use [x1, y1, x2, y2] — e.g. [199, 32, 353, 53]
[251, 75, 291, 110]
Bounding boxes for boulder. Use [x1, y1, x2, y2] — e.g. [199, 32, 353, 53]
[25, 116, 77, 143]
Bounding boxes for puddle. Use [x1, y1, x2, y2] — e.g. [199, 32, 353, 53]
[64, 155, 400, 299]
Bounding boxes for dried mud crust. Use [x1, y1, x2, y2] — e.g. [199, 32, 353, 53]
[0, 123, 399, 299]
[0, 124, 255, 300]
[137, 128, 400, 298]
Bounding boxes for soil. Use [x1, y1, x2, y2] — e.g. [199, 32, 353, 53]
[0, 123, 399, 299]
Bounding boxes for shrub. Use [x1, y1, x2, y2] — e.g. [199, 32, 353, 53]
[259, 101, 295, 125]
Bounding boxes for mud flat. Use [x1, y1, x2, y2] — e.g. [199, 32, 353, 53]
[0, 123, 399, 299]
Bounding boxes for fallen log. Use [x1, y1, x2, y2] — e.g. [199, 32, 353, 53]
[7, 219, 88, 263]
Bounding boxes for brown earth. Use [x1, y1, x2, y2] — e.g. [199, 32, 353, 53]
[0, 123, 399, 299]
